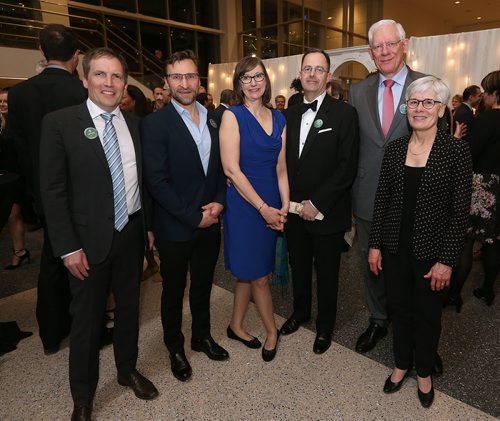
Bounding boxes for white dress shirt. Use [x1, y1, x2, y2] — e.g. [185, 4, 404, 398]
[299, 91, 327, 157]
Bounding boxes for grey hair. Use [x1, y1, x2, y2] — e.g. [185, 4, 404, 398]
[368, 20, 406, 46]
[405, 76, 451, 105]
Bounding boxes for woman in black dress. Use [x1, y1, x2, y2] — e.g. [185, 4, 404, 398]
[368, 76, 472, 408]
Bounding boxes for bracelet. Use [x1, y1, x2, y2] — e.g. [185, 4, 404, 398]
[257, 201, 266, 212]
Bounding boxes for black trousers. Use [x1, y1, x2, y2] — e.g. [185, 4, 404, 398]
[36, 221, 72, 350]
[383, 247, 445, 377]
[68, 214, 143, 405]
[286, 215, 344, 334]
[156, 228, 221, 354]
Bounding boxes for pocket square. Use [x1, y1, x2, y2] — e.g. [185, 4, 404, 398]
[318, 128, 332, 133]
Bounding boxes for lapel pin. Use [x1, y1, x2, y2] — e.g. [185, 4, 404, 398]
[209, 118, 218, 128]
[313, 119, 323, 129]
[84, 127, 98, 139]
[399, 104, 407, 115]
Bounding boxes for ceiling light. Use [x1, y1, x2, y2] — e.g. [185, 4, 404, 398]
[454, 1, 460, 4]
[327, 16, 332, 20]
[477, 16, 482, 19]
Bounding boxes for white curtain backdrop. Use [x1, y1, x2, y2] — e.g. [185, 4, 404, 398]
[208, 28, 500, 107]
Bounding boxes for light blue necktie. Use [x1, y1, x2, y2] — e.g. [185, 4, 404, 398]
[101, 112, 128, 231]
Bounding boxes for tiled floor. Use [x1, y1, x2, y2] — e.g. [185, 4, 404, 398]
[0, 228, 499, 420]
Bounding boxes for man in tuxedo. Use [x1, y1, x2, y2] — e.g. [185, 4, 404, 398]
[141, 50, 228, 382]
[453, 84, 482, 141]
[349, 19, 429, 354]
[280, 49, 359, 354]
[8, 24, 87, 354]
[40, 47, 158, 421]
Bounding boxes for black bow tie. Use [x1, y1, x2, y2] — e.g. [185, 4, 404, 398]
[301, 100, 318, 114]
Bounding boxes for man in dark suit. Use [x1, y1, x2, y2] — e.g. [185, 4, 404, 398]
[280, 49, 359, 354]
[40, 47, 158, 421]
[453, 84, 482, 141]
[141, 50, 228, 382]
[8, 24, 87, 354]
[213, 88, 234, 126]
[349, 19, 429, 354]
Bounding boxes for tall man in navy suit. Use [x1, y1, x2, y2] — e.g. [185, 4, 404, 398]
[40, 47, 158, 421]
[280, 49, 359, 354]
[349, 20, 428, 354]
[8, 24, 87, 354]
[141, 50, 228, 382]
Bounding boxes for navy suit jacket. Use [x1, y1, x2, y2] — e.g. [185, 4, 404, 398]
[141, 102, 226, 242]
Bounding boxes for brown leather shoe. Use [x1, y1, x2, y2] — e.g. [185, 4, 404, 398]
[117, 369, 159, 400]
[71, 404, 92, 421]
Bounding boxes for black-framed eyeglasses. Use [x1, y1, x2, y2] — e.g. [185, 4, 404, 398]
[239, 73, 265, 84]
[371, 39, 403, 54]
[406, 98, 442, 109]
[166, 73, 199, 82]
[301, 66, 328, 75]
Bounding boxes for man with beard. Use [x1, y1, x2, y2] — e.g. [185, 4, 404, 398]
[141, 50, 228, 382]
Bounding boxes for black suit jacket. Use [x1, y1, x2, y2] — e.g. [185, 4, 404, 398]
[141, 102, 226, 242]
[39, 103, 146, 264]
[369, 129, 472, 266]
[8, 68, 87, 211]
[213, 104, 227, 127]
[284, 95, 359, 234]
[453, 103, 474, 142]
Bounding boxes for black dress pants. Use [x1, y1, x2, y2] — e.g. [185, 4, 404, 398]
[36, 221, 72, 350]
[68, 215, 143, 405]
[383, 247, 445, 377]
[156, 228, 221, 354]
[286, 215, 344, 334]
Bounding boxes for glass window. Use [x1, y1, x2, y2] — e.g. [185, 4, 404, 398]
[170, 28, 196, 53]
[169, 0, 194, 24]
[242, 33, 258, 57]
[261, 0, 277, 27]
[286, 21, 303, 45]
[283, 44, 303, 56]
[73, 0, 101, 4]
[283, 1, 302, 21]
[353, 35, 367, 46]
[197, 32, 220, 80]
[353, 0, 368, 37]
[105, 16, 140, 72]
[305, 8, 321, 22]
[261, 26, 277, 41]
[103, 0, 136, 13]
[261, 40, 277, 59]
[195, 0, 218, 28]
[325, 28, 343, 50]
[68, 8, 104, 52]
[139, 1, 167, 18]
[242, 0, 257, 30]
[306, 22, 322, 47]
[325, 0, 343, 28]
[140, 22, 168, 78]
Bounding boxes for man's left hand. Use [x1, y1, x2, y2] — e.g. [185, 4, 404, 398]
[202, 202, 224, 218]
[299, 200, 319, 221]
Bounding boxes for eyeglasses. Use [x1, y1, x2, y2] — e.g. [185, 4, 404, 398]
[239, 72, 265, 84]
[301, 66, 328, 75]
[370, 40, 403, 54]
[406, 99, 442, 109]
[166, 73, 199, 82]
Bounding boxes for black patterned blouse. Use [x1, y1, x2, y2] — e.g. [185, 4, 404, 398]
[369, 128, 473, 267]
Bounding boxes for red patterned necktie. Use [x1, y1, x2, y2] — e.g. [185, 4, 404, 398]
[382, 79, 395, 138]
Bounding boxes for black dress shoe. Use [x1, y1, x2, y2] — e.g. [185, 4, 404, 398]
[313, 332, 332, 354]
[43, 344, 60, 355]
[418, 385, 435, 408]
[170, 351, 192, 381]
[473, 287, 495, 306]
[355, 323, 387, 353]
[118, 369, 159, 400]
[280, 318, 303, 335]
[443, 295, 463, 313]
[262, 330, 280, 362]
[227, 325, 262, 349]
[432, 353, 443, 377]
[383, 369, 411, 394]
[71, 404, 92, 421]
[192, 337, 229, 361]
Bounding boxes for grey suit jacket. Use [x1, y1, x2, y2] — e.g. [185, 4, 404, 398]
[349, 67, 426, 221]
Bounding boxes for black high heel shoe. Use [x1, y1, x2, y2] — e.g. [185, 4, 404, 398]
[473, 288, 495, 306]
[383, 368, 411, 394]
[262, 329, 280, 362]
[227, 325, 262, 349]
[4, 249, 31, 270]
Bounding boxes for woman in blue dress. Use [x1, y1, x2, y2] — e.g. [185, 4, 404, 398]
[220, 56, 288, 362]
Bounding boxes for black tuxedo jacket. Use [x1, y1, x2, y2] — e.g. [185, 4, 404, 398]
[453, 103, 474, 142]
[40, 103, 146, 264]
[8, 68, 87, 211]
[213, 104, 227, 127]
[284, 95, 359, 234]
[141, 102, 226, 242]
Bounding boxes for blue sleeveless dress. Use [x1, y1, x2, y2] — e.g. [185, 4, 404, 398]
[223, 105, 286, 280]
